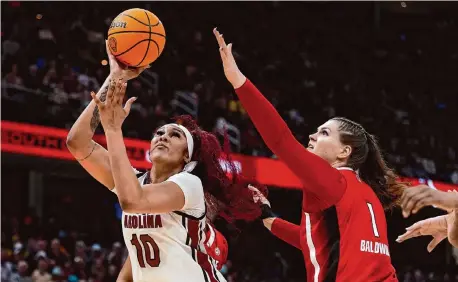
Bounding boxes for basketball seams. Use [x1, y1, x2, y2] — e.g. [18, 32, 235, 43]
[120, 13, 160, 27]
[114, 39, 155, 58]
[107, 30, 165, 38]
[150, 40, 160, 57]
[134, 11, 153, 67]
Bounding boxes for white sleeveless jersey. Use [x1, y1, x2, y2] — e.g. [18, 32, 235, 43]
[112, 171, 226, 282]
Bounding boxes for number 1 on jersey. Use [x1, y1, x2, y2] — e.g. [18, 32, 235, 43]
[366, 203, 380, 237]
[131, 234, 161, 267]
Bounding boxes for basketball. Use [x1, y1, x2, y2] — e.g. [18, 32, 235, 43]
[107, 8, 166, 68]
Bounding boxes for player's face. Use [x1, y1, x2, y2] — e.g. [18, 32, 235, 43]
[149, 125, 189, 168]
[307, 120, 349, 164]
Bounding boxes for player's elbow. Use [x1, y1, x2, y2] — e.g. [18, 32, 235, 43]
[118, 193, 145, 213]
[119, 199, 137, 213]
[66, 133, 77, 150]
[66, 132, 84, 154]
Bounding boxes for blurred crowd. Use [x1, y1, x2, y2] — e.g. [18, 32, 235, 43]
[2, 2, 457, 183]
[2, 212, 458, 282]
[2, 2, 458, 281]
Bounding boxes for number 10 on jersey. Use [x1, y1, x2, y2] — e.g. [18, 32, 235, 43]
[131, 234, 161, 267]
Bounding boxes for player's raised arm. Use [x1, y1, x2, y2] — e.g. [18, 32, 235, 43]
[66, 40, 146, 190]
[93, 79, 197, 214]
[214, 28, 346, 210]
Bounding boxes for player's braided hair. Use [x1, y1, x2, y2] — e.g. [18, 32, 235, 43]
[172, 115, 267, 222]
[331, 117, 407, 210]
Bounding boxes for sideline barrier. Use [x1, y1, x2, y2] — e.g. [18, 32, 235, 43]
[2, 121, 457, 192]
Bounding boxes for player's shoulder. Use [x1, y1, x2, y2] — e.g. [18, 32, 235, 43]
[167, 172, 203, 187]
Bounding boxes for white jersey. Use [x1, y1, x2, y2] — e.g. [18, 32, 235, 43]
[112, 170, 226, 282]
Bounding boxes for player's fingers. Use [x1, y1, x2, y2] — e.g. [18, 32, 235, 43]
[105, 40, 110, 56]
[213, 28, 222, 46]
[105, 40, 116, 62]
[227, 43, 235, 60]
[247, 185, 259, 192]
[219, 34, 228, 49]
[213, 28, 225, 48]
[219, 47, 228, 61]
[397, 225, 423, 242]
[396, 230, 416, 243]
[138, 65, 150, 73]
[402, 191, 429, 218]
[400, 188, 416, 207]
[399, 189, 411, 209]
[427, 234, 446, 253]
[106, 79, 117, 104]
[114, 80, 127, 105]
[411, 199, 429, 215]
[123, 96, 137, 116]
[405, 221, 423, 231]
[91, 91, 103, 108]
[402, 197, 418, 218]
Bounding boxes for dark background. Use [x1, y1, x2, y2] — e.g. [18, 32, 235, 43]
[2, 2, 458, 281]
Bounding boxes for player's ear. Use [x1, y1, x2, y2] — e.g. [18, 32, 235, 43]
[337, 145, 352, 160]
[183, 151, 190, 163]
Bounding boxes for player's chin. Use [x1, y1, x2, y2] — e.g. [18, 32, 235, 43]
[149, 150, 169, 163]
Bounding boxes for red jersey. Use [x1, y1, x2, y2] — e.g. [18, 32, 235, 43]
[204, 223, 228, 270]
[296, 168, 396, 282]
[235, 79, 398, 282]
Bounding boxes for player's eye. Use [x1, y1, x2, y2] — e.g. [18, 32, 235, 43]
[155, 130, 164, 136]
[171, 132, 181, 138]
[320, 130, 328, 136]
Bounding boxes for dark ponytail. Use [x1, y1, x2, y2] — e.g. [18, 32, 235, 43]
[332, 117, 407, 210]
[359, 132, 406, 210]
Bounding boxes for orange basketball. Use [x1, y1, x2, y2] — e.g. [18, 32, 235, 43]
[107, 8, 166, 68]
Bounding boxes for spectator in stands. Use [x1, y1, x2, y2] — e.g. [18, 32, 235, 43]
[10, 261, 32, 282]
[4, 64, 23, 86]
[31, 258, 51, 282]
[106, 242, 123, 269]
[48, 239, 69, 268]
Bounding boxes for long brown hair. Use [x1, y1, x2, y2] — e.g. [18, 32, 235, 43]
[332, 117, 407, 210]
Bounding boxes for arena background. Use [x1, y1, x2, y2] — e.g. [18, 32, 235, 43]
[2, 1, 458, 281]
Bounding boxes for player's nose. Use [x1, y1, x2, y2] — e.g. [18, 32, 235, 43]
[158, 134, 170, 143]
[309, 133, 317, 142]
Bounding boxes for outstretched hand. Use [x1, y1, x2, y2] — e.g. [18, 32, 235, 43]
[105, 40, 149, 81]
[213, 28, 247, 89]
[396, 215, 448, 252]
[248, 184, 271, 207]
[91, 79, 137, 132]
[400, 186, 458, 218]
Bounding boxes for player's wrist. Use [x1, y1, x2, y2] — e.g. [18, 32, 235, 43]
[262, 217, 276, 231]
[105, 127, 123, 135]
[231, 72, 247, 89]
[260, 204, 275, 220]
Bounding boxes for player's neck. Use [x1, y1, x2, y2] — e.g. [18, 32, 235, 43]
[331, 160, 348, 169]
[149, 164, 183, 184]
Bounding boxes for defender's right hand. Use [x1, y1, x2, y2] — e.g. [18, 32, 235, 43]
[213, 28, 247, 89]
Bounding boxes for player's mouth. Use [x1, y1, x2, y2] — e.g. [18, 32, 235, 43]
[155, 143, 168, 150]
[307, 144, 314, 150]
